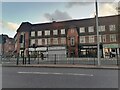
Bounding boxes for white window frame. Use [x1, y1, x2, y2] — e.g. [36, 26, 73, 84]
[61, 29, 65, 34]
[102, 35, 106, 42]
[80, 36, 85, 43]
[89, 35, 94, 43]
[53, 38, 58, 45]
[53, 30, 58, 35]
[30, 39, 35, 45]
[109, 25, 116, 31]
[38, 31, 42, 36]
[79, 27, 85, 33]
[88, 26, 94, 32]
[98, 25, 105, 32]
[31, 31, 35, 37]
[38, 39, 42, 45]
[61, 37, 66, 44]
[70, 37, 75, 46]
[45, 30, 50, 36]
[44, 38, 47, 45]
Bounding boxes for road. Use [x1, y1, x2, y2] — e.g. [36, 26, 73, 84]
[2, 67, 118, 88]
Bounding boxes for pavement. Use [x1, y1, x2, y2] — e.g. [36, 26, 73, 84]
[2, 64, 119, 70]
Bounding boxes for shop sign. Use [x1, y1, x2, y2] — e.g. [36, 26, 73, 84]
[48, 46, 66, 50]
[103, 44, 119, 48]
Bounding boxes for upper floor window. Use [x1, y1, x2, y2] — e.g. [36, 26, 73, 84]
[53, 38, 58, 45]
[61, 29, 65, 34]
[53, 30, 58, 35]
[38, 39, 42, 45]
[102, 35, 106, 42]
[89, 35, 94, 43]
[109, 25, 116, 31]
[31, 31, 35, 37]
[61, 37, 66, 44]
[70, 37, 75, 46]
[110, 34, 116, 42]
[98, 25, 105, 32]
[30, 39, 35, 45]
[45, 30, 50, 36]
[79, 27, 85, 33]
[88, 26, 94, 32]
[80, 36, 85, 43]
[37, 31, 42, 36]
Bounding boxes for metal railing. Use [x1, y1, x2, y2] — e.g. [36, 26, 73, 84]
[1, 54, 120, 66]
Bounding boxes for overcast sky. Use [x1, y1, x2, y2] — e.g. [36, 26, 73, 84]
[0, 0, 119, 38]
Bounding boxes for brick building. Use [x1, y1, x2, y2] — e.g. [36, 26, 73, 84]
[15, 15, 120, 58]
[0, 34, 15, 57]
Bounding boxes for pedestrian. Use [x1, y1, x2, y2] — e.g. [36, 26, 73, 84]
[41, 53, 44, 60]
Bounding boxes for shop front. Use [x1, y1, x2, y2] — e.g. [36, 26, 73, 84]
[79, 44, 103, 58]
[103, 44, 120, 58]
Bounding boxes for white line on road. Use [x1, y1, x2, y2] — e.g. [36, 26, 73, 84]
[18, 72, 93, 77]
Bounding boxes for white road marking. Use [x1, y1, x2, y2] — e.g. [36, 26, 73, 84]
[18, 72, 93, 77]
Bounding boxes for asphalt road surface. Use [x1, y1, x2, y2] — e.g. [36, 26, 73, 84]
[2, 67, 118, 88]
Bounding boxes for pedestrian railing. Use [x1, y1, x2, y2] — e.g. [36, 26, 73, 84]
[1, 54, 120, 66]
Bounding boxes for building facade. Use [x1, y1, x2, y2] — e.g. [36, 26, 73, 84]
[15, 15, 120, 58]
[0, 34, 15, 57]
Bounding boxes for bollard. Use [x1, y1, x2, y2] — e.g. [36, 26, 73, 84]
[28, 54, 30, 64]
[23, 52, 24, 64]
[54, 54, 56, 64]
[16, 53, 19, 65]
[25, 57, 26, 64]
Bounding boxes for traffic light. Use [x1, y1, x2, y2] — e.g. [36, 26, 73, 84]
[99, 43, 103, 49]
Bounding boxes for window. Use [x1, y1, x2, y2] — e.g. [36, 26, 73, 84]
[80, 36, 85, 43]
[38, 31, 42, 36]
[70, 37, 75, 46]
[98, 25, 105, 32]
[45, 30, 50, 36]
[61, 29, 65, 34]
[109, 25, 116, 31]
[44, 38, 47, 45]
[102, 35, 106, 42]
[38, 39, 42, 45]
[31, 31, 35, 37]
[53, 38, 58, 45]
[88, 26, 94, 32]
[53, 30, 58, 35]
[110, 34, 116, 42]
[48, 38, 51, 45]
[30, 39, 35, 45]
[89, 36, 94, 43]
[61, 37, 66, 44]
[79, 27, 85, 33]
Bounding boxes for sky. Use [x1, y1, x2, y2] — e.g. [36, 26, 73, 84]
[0, 0, 119, 38]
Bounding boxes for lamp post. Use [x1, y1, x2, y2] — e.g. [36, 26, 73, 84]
[95, 0, 100, 66]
